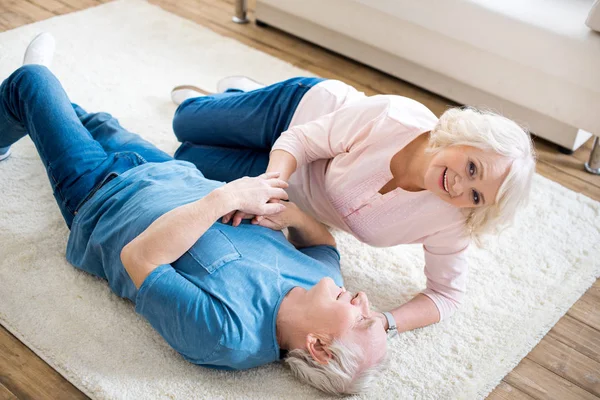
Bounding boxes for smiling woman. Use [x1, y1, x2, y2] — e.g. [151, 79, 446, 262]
[168, 75, 536, 339]
[427, 108, 536, 237]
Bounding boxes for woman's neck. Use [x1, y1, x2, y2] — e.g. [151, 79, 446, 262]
[389, 132, 431, 192]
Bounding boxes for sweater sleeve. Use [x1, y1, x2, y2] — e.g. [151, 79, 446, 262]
[420, 224, 471, 321]
[271, 97, 393, 167]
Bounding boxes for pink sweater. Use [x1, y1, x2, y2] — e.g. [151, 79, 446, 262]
[272, 80, 470, 320]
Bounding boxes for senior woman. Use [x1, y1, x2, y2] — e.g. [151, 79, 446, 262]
[170, 76, 536, 334]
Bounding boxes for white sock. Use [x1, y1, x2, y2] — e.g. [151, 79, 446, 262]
[23, 33, 55, 67]
[216, 76, 265, 93]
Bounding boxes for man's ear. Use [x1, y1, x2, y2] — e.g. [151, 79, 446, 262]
[306, 333, 333, 365]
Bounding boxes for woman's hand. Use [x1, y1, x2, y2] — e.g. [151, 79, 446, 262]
[253, 201, 299, 231]
[222, 210, 254, 226]
[217, 173, 289, 220]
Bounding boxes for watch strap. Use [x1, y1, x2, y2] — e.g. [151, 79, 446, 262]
[382, 311, 398, 338]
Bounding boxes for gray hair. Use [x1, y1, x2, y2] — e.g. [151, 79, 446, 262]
[285, 339, 388, 396]
[428, 107, 536, 240]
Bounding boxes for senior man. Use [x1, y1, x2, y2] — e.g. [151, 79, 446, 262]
[0, 34, 388, 395]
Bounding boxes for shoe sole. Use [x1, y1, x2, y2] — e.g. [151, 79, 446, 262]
[216, 75, 264, 93]
[171, 85, 212, 96]
[0, 148, 11, 161]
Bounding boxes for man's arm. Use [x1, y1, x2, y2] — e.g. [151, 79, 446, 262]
[121, 189, 229, 288]
[121, 173, 288, 288]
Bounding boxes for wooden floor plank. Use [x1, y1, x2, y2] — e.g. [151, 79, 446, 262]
[4, 0, 54, 22]
[0, 325, 89, 400]
[535, 137, 600, 189]
[535, 161, 600, 201]
[568, 282, 600, 332]
[549, 315, 600, 365]
[0, 384, 18, 400]
[527, 336, 600, 396]
[0, 10, 33, 30]
[54, 0, 99, 11]
[26, 0, 74, 14]
[505, 358, 598, 400]
[487, 381, 536, 400]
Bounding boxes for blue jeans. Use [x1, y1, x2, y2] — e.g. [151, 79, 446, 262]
[0, 65, 172, 228]
[172, 77, 324, 182]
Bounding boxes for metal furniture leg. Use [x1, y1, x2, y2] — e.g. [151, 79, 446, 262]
[232, 0, 249, 24]
[585, 136, 600, 175]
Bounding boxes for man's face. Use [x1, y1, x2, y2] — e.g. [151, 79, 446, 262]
[304, 278, 388, 365]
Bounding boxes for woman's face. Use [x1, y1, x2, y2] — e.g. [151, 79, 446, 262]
[424, 145, 512, 208]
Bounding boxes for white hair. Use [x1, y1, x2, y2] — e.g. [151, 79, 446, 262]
[285, 339, 388, 396]
[428, 107, 536, 240]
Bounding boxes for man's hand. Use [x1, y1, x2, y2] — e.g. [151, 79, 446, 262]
[218, 172, 289, 223]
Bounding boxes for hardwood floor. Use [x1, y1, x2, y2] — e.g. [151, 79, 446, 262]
[0, 0, 598, 398]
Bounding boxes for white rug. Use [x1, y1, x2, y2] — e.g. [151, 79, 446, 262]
[0, 1, 598, 399]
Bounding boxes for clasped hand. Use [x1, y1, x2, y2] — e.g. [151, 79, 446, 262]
[219, 172, 289, 222]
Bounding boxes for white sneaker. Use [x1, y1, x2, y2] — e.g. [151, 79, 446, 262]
[171, 85, 211, 105]
[23, 33, 55, 67]
[216, 76, 265, 93]
[0, 146, 11, 162]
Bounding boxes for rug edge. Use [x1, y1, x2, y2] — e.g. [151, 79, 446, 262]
[0, 316, 99, 400]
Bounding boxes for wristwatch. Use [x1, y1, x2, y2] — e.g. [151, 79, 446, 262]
[382, 312, 398, 338]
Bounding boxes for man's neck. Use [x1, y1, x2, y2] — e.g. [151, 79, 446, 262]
[275, 287, 308, 351]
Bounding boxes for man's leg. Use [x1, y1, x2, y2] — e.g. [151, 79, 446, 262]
[172, 77, 323, 181]
[0, 65, 141, 227]
[72, 104, 173, 163]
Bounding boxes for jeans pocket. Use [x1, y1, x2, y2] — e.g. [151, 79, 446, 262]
[74, 172, 118, 213]
[73, 152, 146, 213]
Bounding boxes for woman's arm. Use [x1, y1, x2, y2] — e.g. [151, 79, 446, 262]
[286, 204, 335, 248]
[121, 173, 288, 288]
[271, 97, 393, 168]
[376, 294, 440, 332]
[255, 202, 335, 248]
[376, 235, 470, 333]
[266, 149, 297, 182]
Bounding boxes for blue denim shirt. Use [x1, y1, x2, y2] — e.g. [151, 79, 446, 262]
[66, 161, 343, 370]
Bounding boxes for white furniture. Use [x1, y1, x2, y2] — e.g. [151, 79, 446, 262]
[254, 0, 600, 152]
